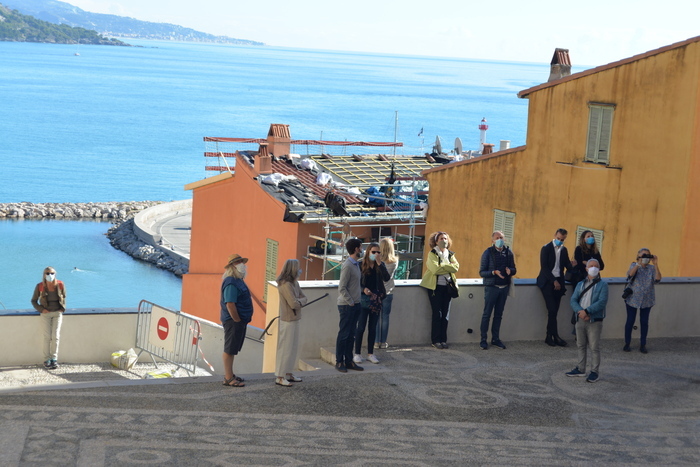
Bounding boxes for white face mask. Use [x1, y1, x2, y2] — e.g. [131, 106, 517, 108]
[640, 258, 651, 265]
[235, 263, 247, 275]
[587, 267, 600, 277]
[45, 273, 56, 281]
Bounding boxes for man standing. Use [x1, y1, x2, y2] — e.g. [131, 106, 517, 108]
[478, 231, 516, 350]
[566, 259, 608, 383]
[335, 238, 364, 372]
[221, 254, 253, 387]
[537, 228, 576, 346]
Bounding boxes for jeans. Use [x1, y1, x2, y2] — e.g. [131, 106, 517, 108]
[336, 303, 361, 364]
[355, 297, 379, 354]
[41, 311, 63, 361]
[540, 279, 566, 337]
[375, 293, 394, 343]
[575, 319, 602, 374]
[481, 285, 509, 341]
[427, 285, 451, 344]
[625, 305, 652, 347]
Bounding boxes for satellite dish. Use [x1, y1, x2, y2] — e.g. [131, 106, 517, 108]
[454, 137, 463, 155]
[434, 136, 443, 154]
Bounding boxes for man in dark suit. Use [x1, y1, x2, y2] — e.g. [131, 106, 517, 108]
[537, 228, 577, 346]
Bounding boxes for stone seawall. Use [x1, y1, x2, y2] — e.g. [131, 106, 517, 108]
[0, 201, 162, 219]
[0, 202, 188, 277]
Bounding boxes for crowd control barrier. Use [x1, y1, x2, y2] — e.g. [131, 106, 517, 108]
[136, 300, 202, 376]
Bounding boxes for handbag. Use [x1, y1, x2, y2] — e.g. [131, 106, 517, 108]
[447, 279, 459, 298]
[571, 278, 601, 324]
[621, 272, 637, 299]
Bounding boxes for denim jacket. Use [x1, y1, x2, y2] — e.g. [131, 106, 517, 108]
[570, 278, 608, 323]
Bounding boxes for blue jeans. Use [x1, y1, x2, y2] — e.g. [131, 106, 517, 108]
[336, 303, 361, 364]
[481, 285, 509, 341]
[625, 304, 652, 347]
[375, 293, 394, 343]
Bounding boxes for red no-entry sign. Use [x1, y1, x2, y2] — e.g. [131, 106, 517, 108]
[157, 317, 169, 340]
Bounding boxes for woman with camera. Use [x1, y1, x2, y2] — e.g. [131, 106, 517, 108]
[623, 248, 662, 353]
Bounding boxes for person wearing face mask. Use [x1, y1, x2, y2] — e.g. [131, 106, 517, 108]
[478, 231, 516, 350]
[31, 267, 66, 370]
[354, 242, 390, 364]
[566, 259, 608, 383]
[623, 249, 662, 354]
[571, 230, 605, 286]
[335, 238, 365, 372]
[537, 228, 577, 347]
[274, 259, 308, 387]
[220, 254, 253, 387]
[420, 231, 460, 349]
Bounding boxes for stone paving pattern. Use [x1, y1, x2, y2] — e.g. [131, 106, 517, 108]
[1, 337, 698, 466]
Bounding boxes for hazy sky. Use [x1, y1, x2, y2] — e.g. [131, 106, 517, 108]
[68, 0, 699, 66]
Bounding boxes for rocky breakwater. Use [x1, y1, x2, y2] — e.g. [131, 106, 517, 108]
[107, 218, 189, 277]
[0, 201, 160, 219]
[0, 201, 188, 277]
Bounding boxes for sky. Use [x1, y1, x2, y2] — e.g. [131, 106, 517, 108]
[67, 0, 700, 66]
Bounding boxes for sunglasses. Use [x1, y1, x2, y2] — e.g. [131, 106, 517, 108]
[370, 251, 380, 254]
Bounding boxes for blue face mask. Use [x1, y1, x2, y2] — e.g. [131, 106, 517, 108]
[369, 254, 377, 262]
[554, 239, 563, 247]
[494, 239, 504, 248]
[585, 237, 595, 245]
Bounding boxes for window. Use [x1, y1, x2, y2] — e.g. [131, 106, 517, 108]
[493, 209, 516, 246]
[263, 238, 279, 303]
[575, 226, 604, 253]
[585, 103, 615, 164]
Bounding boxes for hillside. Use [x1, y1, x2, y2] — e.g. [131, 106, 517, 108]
[0, 4, 128, 45]
[3, 0, 264, 46]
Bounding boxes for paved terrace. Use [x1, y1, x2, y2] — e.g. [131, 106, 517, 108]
[1, 337, 698, 466]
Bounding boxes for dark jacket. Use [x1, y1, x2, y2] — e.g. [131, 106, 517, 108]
[479, 246, 516, 287]
[536, 242, 574, 289]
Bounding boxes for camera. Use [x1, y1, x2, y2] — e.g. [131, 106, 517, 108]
[622, 287, 633, 299]
[640, 253, 653, 259]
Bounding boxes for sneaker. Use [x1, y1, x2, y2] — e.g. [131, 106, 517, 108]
[50, 359, 59, 369]
[586, 372, 599, 383]
[566, 367, 586, 377]
[379, 342, 389, 349]
[491, 339, 506, 350]
[441, 342, 449, 349]
[480, 340, 488, 350]
[374, 342, 380, 350]
[623, 344, 631, 352]
[367, 354, 379, 364]
[353, 354, 364, 363]
[432, 342, 444, 349]
[640, 346, 648, 354]
[43, 359, 53, 369]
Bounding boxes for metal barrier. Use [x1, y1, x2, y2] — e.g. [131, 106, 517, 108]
[136, 300, 202, 376]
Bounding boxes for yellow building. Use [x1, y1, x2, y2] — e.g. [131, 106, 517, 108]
[422, 36, 700, 279]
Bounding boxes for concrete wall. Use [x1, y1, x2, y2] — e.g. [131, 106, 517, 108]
[133, 199, 192, 263]
[263, 278, 700, 367]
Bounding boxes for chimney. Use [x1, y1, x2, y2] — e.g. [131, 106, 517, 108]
[499, 140, 511, 151]
[548, 48, 571, 82]
[255, 143, 272, 175]
[482, 143, 495, 155]
[267, 123, 291, 158]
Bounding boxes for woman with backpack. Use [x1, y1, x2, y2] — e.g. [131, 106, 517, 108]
[31, 267, 66, 370]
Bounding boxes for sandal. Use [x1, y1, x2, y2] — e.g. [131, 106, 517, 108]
[232, 374, 245, 382]
[286, 374, 302, 382]
[223, 376, 245, 387]
[275, 377, 292, 387]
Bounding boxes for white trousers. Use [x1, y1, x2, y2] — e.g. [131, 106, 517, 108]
[275, 319, 300, 377]
[41, 311, 63, 361]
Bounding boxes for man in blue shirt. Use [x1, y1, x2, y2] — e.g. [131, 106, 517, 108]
[220, 253, 253, 387]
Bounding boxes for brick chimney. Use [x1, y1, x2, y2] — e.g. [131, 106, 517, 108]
[255, 143, 272, 175]
[482, 143, 494, 155]
[548, 48, 571, 82]
[267, 123, 291, 158]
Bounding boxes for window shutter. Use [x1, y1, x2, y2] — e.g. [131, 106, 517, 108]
[264, 238, 279, 303]
[493, 209, 516, 246]
[585, 104, 614, 164]
[575, 226, 604, 254]
[596, 107, 613, 164]
[585, 106, 602, 161]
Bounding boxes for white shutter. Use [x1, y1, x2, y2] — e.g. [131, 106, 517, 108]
[575, 226, 604, 254]
[586, 104, 614, 164]
[585, 106, 602, 161]
[596, 107, 613, 164]
[493, 209, 516, 246]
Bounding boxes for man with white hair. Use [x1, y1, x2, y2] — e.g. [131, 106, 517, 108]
[566, 258, 608, 383]
[220, 253, 253, 388]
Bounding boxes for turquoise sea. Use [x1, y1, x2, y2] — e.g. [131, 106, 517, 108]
[0, 40, 573, 310]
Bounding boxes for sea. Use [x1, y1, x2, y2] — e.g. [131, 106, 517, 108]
[0, 39, 579, 311]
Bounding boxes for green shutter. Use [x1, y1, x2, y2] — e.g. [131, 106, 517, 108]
[493, 209, 516, 246]
[585, 104, 614, 164]
[264, 238, 279, 303]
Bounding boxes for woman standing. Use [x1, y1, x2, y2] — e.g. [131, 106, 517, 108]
[354, 243, 390, 364]
[31, 267, 66, 370]
[375, 238, 398, 350]
[624, 249, 662, 354]
[420, 232, 460, 349]
[275, 259, 308, 387]
[572, 230, 605, 285]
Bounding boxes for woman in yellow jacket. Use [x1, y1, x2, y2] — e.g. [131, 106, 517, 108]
[420, 232, 459, 349]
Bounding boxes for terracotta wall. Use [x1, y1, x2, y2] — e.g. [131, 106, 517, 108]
[424, 41, 700, 278]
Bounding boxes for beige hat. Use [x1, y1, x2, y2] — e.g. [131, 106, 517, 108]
[226, 253, 249, 267]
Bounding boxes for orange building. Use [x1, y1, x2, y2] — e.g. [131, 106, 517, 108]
[422, 36, 700, 279]
[182, 124, 444, 328]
